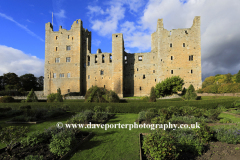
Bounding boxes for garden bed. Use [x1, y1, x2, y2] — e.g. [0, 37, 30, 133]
[0, 131, 92, 160]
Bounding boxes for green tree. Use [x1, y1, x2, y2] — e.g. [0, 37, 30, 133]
[184, 84, 197, 100]
[24, 88, 38, 102]
[202, 76, 215, 88]
[55, 88, 63, 102]
[224, 73, 232, 83]
[149, 87, 156, 102]
[236, 70, 240, 83]
[2, 73, 20, 90]
[155, 76, 184, 97]
[19, 73, 38, 91]
[0, 76, 4, 91]
[37, 76, 44, 91]
[0, 126, 28, 157]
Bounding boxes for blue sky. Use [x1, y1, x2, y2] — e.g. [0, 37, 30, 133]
[0, 0, 240, 82]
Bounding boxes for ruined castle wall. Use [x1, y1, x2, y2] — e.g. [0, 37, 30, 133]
[86, 52, 113, 91]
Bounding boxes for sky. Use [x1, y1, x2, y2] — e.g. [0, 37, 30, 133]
[0, 0, 240, 82]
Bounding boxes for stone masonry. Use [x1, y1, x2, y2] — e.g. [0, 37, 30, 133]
[44, 17, 202, 98]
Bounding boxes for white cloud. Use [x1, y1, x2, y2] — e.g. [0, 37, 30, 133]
[0, 12, 44, 42]
[54, 9, 66, 19]
[0, 45, 44, 77]
[92, 39, 101, 46]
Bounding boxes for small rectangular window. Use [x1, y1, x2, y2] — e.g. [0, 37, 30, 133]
[185, 30, 188, 34]
[183, 43, 185, 47]
[67, 73, 70, 78]
[153, 70, 155, 73]
[155, 79, 156, 82]
[171, 56, 173, 60]
[100, 70, 104, 75]
[95, 55, 97, 63]
[56, 47, 58, 51]
[66, 57, 71, 62]
[88, 75, 90, 79]
[59, 73, 64, 78]
[140, 87, 141, 90]
[171, 70, 173, 74]
[137, 68, 138, 71]
[68, 35, 69, 39]
[56, 36, 58, 40]
[191, 70, 193, 74]
[109, 54, 112, 63]
[189, 55, 193, 61]
[143, 75, 145, 79]
[53, 73, 56, 78]
[55, 58, 60, 63]
[66, 46, 71, 50]
[138, 56, 142, 61]
[102, 55, 105, 63]
[104, 85, 105, 88]
[68, 89, 70, 92]
[88, 61, 90, 66]
[170, 43, 172, 47]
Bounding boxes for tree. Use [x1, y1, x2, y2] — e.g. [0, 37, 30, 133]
[224, 73, 232, 83]
[184, 84, 197, 100]
[0, 76, 4, 91]
[236, 70, 240, 83]
[202, 76, 215, 88]
[0, 126, 28, 157]
[55, 88, 63, 102]
[24, 88, 38, 102]
[37, 76, 44, 91]
[2, 72, 20, 90]
[155, 76, 184, 97]
[19, 73, 38, 91]
[149, 87, 156, 102]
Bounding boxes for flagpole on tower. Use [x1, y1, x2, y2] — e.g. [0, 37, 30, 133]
[52, 12, 53, 26]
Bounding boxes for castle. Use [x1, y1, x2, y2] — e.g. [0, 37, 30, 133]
[44, 16, 202, 98]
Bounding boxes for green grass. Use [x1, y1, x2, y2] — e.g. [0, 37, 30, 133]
[218, 112, 240, 123]
[70, 113, 153, 160]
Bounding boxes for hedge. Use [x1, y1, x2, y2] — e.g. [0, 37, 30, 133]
[0, 98, 237, 113]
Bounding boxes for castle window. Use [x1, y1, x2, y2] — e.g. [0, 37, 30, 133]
[189, 55, 193, 61]
[68, 35, 69, 39]
[116, 35, 118, 37]
[155, 79, 156, 82]
[87, 56, 90, 66]
[102, 55, 105, 63]
[88, 75, 90, 79]
[68, 89, 70, 92]
[171, 70, 173, 74]
[84, 63, 86, 68]
[183, 43, 185, 47]
[138, 56, 142, 61]
[56, 47, 58, 51]
[140, 87, 142, 90]
[55, 58, 60, 63]
[66, 46, 71, 50]
[153, 70, 155, 73]
[56, 36, 58, 40]
[137, 68, 138, 71]
[124, 55, 127, 60]
[161, 59, 162, 61]
[171, 56, 173, 60]
[66, 57, 71, 62]
[59, 73, 64, 78]
[170, 43, 172, 47]
[95, 55, 97, 63]
[185, 30, 188, 34]
[104, 85, 105, 88]
[109, 54, 112, 63]
[191, 70, 193, 74]
[72, 37, 73, 40]
[100, 70, 104, 75]
[53, 73, 56, 78]
[67, 73, 70, 78]
[143, 75, 145, 79]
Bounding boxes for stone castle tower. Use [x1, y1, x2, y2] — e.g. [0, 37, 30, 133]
[44, 16, 202, 98]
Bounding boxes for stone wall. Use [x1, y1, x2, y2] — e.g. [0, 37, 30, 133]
[197, 93, 240, 97]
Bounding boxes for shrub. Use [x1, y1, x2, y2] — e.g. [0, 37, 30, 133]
[66, 113, 87, 124]
[19, 105, 31, 110]
[47, 93, 57, 102]
[92, 112, 103, 121]
[151, 116, 165, 124]
[83, 110, 94, 121]
[147, 108, 157, 114]
[0, 107, 12, 112]
[94, 106, 101, 113]
[62, 104, 70, 111]
[55, 88, 63, 102]
[159, 108, 172, 120]
[140, 96, 149, 102]
[106, 106, 112, 113]
[138, 111, 146, 122]
[205, 109, 222, 120]
[21, 131, 48, 147]
[49, 130, 76, 156]
[0, 96, 14, 103]
[214, 128, 240, 144]
[85, 86, 119, 103]
[11, 115, 26, 122]
[142, 131, 179, 160]
[0, 126, 28, 156]
[145, 111, 155, 123]
[149, 87, 156, 102]
[219, 118, 232, 123]
[184, 84, 197, 100]
[218, 83, 240, 93]
[201, 84, 219, 93]
[25, 88, 38, 102]
[24, 155, 44, 160]
[193, 122, 214, 143]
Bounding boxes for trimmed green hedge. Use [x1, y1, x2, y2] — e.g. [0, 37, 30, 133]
[0, 98, 237, 113]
